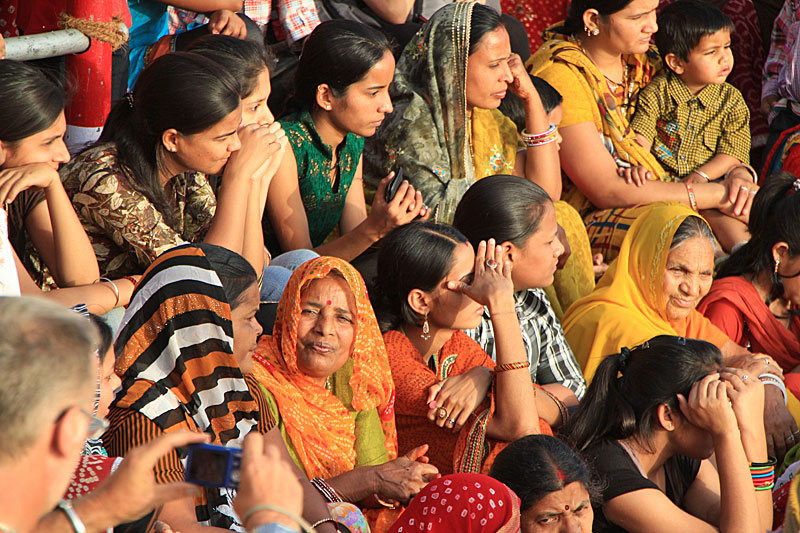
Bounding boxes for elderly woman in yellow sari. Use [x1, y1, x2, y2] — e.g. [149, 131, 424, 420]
[365, 1, 595, 314]
[526, 0, 758, 261]
[562, 202, 800, 460]
[250, 256, 439, 533]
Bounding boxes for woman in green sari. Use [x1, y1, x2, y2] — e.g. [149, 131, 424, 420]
[365, 1, 595, 314]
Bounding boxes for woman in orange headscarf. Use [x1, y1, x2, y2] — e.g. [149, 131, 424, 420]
[251, 256, 438, 532]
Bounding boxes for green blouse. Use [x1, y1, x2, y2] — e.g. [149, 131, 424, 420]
[263, 110, 365, 254]
[259, 385, 389, 476]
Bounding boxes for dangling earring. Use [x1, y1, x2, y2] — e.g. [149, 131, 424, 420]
[774, 259, 782, 284]
[421, 314, 431, 341]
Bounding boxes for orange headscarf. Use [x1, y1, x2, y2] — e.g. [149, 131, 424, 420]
[562, 203, 729, 381]
[251, 257, 397, 479]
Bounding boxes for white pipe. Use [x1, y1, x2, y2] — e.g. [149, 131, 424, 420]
[5, 24, 128, 62]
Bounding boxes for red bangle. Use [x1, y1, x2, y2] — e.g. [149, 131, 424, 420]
[123, 276, 138, 287]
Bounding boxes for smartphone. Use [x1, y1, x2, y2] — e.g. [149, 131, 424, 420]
[184, 443, 242, 490]
[384, 167, 404, 203]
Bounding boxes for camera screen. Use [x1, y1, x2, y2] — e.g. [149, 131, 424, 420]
[187, 448, 228, 485]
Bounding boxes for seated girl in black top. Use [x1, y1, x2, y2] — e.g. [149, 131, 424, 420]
[567, 335, 772, 532]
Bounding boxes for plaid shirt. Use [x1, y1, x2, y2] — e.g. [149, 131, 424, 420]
[465, 288, 587, 400]
[631, 71, 750, 178]
[167, 0, 318, 43]
[763, 0, 800, 101]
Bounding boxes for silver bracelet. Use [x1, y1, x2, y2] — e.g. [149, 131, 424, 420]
[691, 169, 711, 182]
[760, 373, 788, 405]
[56, 500, 86, 533]
[98, 277, 120, 307]
[724, 163, 759, 185]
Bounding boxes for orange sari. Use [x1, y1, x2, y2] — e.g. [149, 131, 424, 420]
[250, 256, 399, 531]
[384, 329, 551, 476]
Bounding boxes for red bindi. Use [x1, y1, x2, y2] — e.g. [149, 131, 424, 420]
[326, 300, 332, 306]
[564, 505, 570, 511]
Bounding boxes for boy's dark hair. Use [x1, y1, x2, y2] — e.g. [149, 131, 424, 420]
[498, 75, 563, 132]
[655, 0, 733, 64]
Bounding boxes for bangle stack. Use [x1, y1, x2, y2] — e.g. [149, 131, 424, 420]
[310, 477, 342, 503]
[750, 457, 776, 491]
[684, 182, 698, 211]
[539, 387, 569, 426]
[494, 361, 531, 373]
[760, 373, 788, 405]
[521, 124, 558, 147]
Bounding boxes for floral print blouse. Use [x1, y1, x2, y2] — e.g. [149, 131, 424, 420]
[60, 143, 216, 278]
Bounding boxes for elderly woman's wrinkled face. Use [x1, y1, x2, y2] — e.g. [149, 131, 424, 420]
[661, 236, 714, 321]
[296, 275, 357, 385]
[521, 481, 593, 532]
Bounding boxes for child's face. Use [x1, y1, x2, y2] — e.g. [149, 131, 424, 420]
[672, 29, 733, 94]
[547, 104, 563, 151]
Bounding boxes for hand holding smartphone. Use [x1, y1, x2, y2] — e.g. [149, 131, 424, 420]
[384, 167, 404, 203]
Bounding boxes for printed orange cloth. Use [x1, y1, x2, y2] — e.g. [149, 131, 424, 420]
[251, 256, 397, 480]
[384, 329, 551, 476]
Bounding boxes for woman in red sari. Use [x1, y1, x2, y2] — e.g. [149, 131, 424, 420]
[374, 221, 547, 477]
[699, 172, 800, 398]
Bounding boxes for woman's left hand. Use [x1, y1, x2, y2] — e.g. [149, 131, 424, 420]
[426, 366, 492, 432]
[374, 445, 440, 504]
[447, 239, 515, 312]
[507, 54, 537, 102]
[722, 166, 758, 217]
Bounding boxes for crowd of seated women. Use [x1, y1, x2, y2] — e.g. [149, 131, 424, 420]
[5, 0, 800, 531]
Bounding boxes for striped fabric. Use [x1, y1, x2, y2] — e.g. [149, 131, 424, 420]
[111, 244, 259, 530]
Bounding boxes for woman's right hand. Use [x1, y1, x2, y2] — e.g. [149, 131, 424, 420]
[367, 172, 428, 238]
[676, 372, 737, 438]
[446, 239, 515, 312]
[225, 123, 284, 184]
[0, 163, 61, 205]
[374, 444, 440, 504]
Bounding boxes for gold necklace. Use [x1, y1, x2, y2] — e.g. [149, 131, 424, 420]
[581, 46, 634, 114]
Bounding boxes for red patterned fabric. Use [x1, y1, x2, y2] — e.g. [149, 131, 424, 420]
[0, 0, 19, 38]
[500, 0, 568, 51]
[64, 455, 122, 500]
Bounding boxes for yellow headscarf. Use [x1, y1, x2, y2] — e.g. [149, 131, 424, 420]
[562, 202, 729, 381]
[527, 30, 668, 214]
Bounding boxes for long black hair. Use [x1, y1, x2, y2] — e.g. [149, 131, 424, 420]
[0, 60, 65, 144]
[188, 34, 272, 98]
[453, 175, 552, 249]
[289, 19, 393, 112]
[96, 52, 240, 229]
[717, 172, 800, 303]
[373, 221, 469, 332]
[490, 435, 599, 511]
[566, 335, 721, 453]
[563, 0, 637, 35]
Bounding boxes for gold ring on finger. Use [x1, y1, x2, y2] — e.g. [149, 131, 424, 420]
[437, 407, 448, 419]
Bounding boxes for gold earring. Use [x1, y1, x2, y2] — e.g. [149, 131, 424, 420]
[421, 315, 430, 340]
[590, 27, 599, 36]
